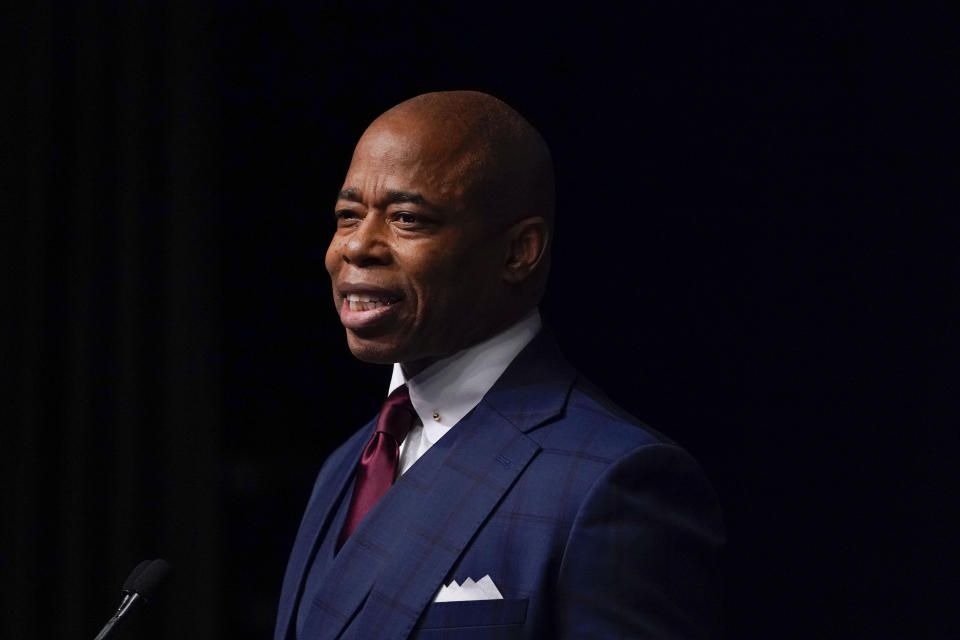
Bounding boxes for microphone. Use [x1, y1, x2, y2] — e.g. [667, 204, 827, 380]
[121, 559, 152, 593]
[93, 558, 172, 640]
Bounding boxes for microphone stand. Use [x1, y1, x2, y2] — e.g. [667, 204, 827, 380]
[92, 592, 142, 640]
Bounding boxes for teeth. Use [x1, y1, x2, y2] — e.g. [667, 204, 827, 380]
[348, 299, 392, 312]
[346, 293, 387, 302]
[345, 293, 396, 312]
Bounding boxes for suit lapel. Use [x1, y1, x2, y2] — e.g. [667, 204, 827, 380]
[298, 331, 577, 640]
[300, 403, 540, 640]
[481, 329, 576, 433]
[273, 421, 373, 640]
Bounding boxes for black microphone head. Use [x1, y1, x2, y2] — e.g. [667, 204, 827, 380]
[131, 559, 172, 600]
[122, 560, 153, 593]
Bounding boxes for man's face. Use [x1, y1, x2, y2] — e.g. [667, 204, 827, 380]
[325, 118, 509, 373]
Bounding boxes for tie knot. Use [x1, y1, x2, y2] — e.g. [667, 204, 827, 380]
[377, 384, 416, 443]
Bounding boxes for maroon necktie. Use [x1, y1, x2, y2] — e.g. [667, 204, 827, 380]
[337, 385, 416, 549]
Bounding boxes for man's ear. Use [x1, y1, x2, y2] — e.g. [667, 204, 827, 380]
[503, 216, 550, 284]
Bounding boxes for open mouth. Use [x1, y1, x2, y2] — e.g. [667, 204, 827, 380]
[345, 293, 400, 312]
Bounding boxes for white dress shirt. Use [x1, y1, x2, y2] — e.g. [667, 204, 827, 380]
[388, 309, 542, 476]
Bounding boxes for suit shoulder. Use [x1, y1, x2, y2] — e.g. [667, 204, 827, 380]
[528, 374, 676, 459]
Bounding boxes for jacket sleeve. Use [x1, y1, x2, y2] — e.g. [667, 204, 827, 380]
[556, 443, 725, 639]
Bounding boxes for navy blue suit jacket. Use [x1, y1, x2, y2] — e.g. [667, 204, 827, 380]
[275, 332, 724, 639]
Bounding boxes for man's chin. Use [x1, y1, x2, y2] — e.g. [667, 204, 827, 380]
[345, 332, 404, 365]
[344, 331, 441, 375]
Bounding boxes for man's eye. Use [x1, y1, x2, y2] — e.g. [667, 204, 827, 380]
[334, 210, 359, 221]
[396, 212, 418, 224]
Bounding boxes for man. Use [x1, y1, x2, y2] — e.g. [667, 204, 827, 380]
[275, 91, 723, 639]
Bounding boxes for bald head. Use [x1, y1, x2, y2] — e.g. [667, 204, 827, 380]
[365, 91, 555, 230]
[327, 91, 554, 371]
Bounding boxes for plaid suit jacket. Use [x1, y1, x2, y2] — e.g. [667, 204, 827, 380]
[275, 332, 724, 639]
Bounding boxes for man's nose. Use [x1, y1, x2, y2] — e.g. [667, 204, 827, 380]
[341, 216, 391, 267]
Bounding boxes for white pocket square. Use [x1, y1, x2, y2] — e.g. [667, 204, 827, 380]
[434, 574, 503, 602]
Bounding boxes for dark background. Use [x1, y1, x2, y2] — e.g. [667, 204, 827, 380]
[4, 1, 957, 638]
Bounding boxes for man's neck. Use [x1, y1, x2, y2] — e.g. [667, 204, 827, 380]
[399, 308, 538, 379]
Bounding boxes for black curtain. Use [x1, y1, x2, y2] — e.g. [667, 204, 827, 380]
[5, 2, 957, 639]
[5, 3, 222, 638]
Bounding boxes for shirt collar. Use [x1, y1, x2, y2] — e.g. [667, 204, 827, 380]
[388, 309, 542, 445]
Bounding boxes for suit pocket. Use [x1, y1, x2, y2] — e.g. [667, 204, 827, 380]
[417, 598, 528, 630]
